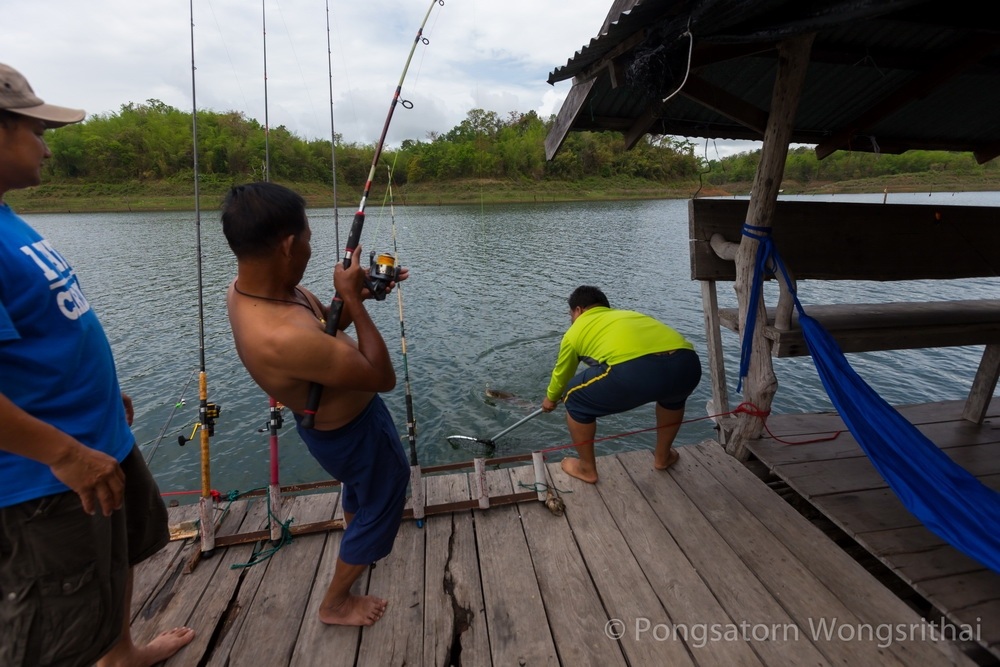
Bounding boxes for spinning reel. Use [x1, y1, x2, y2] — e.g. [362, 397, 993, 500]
[366, 251, 400, 301]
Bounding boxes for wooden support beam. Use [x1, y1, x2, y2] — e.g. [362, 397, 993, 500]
[963, 343, 1000, 424]
[680, 75, 769, 136]
[729, 33, 815, 461]
[545, 78, 596, 161]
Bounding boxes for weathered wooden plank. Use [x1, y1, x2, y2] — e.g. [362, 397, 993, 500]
[664, 447, 910, 667]
[616, 449, 831, 666]
[750, 406, 1000, 465]
[689, 444, 976, 667]
[690, 199, 1000, 282]
[813, 473, 1000, 536]
[962, 599, 1000, 648]
[860, 525, 987, 581]
[918, 569, 1000, 611]
[776, 442, 1000, 498]
[718, 302, 1000, 356]
[547, 462, 697, 666]
[153, 497, 273, 667]
[227, 493, 339, 666]
[507, 465, 629, 667]
[422, 473, 490, 667]
[475, 468, 559, 666]
[759, 398, 1000, 442]
[357, 521, 425, 666]
[289, 491, 366, 667]
[589, 456, 764, 666]
[132, 503, 203, 620]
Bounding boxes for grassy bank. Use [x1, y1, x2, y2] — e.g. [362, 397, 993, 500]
[7, 172, 1000, 214]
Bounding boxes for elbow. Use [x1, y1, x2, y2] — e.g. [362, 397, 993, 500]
[378, 369, 397, 393]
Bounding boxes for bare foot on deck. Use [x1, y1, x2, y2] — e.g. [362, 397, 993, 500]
[561, 457, 598, 484]
[320, 594, 388, 626]
[103, 627, 195, 667]
[654, 448, 680, 470]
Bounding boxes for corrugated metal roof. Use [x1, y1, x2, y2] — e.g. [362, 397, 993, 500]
[545, 0, 1000, 161]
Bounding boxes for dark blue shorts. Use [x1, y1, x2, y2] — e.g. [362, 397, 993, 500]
[563, 349, 702, 424]
[295, 396, 408, 565]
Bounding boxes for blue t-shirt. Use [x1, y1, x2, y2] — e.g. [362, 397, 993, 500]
[0, 204, 134, 507]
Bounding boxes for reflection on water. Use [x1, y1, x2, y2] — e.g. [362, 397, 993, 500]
[23, 191, 1000, 497]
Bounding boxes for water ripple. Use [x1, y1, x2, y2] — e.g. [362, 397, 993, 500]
[23, 192, 1000, 497]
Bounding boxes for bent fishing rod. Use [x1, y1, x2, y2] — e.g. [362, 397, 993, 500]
[301, 0, 443, 429]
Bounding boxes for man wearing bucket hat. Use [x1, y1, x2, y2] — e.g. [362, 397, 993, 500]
[0, 64, 194, 666]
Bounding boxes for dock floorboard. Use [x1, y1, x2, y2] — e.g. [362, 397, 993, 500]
[749, 397, 1000, 663]
[136, 438, 983, 666]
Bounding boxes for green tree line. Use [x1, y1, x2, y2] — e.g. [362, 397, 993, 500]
[41, 99, 997, 188]
[41, 100, 702, 187]
[703, 145, 999, 185]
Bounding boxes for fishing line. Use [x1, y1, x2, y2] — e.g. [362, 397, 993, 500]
[385, 166, 423, 526]
[144, 368, 197, 466]
[272, 0, 321, 124]
[204, 0, 252, 118]
[301, 0, 445, 428]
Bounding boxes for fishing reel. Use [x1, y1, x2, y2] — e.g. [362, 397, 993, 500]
[366, 251, 400, 301]
[177, 402, 222, 445]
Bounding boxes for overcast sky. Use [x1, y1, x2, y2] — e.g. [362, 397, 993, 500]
[3, 0, 761, 159]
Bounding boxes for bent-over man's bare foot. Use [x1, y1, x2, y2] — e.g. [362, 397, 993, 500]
[320, 594, 388, 626]
[654, 448, 680, 470]
[561, 457, 598, 484]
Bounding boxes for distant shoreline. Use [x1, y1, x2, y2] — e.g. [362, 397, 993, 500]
[9, 173, 1000, 215]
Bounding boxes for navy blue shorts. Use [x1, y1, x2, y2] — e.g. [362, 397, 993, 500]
[563, 349, 702, 424]
[295, 396, 408, 565]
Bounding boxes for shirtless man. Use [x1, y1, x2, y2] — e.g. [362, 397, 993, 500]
[221, 182, 409, 627]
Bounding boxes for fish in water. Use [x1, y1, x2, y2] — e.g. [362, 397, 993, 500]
[485, 385, 517, 400]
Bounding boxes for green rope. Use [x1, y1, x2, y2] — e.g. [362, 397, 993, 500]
[228, 489, 295, 569]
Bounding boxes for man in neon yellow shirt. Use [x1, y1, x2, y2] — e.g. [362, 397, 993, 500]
[542, 286, 702, 483]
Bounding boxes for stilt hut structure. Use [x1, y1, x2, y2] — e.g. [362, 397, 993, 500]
[546, 0, 1000, 659]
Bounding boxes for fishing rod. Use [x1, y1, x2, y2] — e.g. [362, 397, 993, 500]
[300, 0, 443, 429]
[188, 0, 221, 557]
[385, 167, 423, 527]
[262, 0, 271, 181]
[325, 0, 340, 251]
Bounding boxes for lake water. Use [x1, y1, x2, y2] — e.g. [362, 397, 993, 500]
[22, 190, 1000, 499]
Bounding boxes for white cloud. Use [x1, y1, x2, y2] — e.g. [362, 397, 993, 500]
[3, 0, 766, 157]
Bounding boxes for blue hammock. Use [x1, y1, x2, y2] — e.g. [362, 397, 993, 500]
[738, 224, 1000, 573]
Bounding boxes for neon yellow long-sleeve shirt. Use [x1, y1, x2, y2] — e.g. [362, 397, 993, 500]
[545, 306, 694, 401]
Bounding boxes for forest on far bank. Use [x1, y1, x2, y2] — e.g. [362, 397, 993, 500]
[13, 98, 1000, 211]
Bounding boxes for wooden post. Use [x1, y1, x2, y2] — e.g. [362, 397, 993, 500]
[473, 458, 489, 509]
[409, 464, 425, 525]
[728, 33, 815, 461]
[963, 343, 1000, 423]
[532, 451, 547, 502]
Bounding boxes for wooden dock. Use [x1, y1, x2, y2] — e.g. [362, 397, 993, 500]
[749, 398, 1000, 664]
[131, 442, 977, 666]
